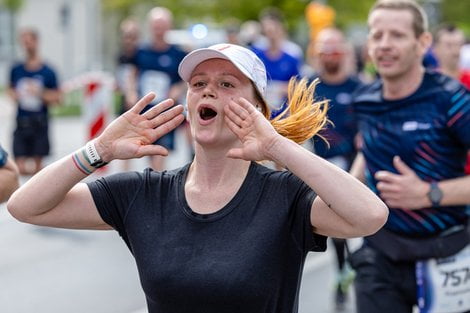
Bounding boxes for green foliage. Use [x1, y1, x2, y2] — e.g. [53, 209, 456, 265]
[102, 0, 379, 32]
[102, 0, 470, 37]
[441, 0, 470, 35]
[1, 0, 23, 12]
[328, 0, 375, 29]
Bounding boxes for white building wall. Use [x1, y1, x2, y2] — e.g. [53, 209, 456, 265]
[1, 0, 101, 86]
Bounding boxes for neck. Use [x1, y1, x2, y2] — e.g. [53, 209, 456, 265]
[382, 65, 424, 100]
[187, 145, 251, 190]
[440, 66, 460, 80]
[267, 39, 282, 56]
[25, 55, 42, 70]
[152, 38, 168, 50]
[320, 70, 347, 85]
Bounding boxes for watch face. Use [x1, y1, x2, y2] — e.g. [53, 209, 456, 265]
[429, 184, 443, 204]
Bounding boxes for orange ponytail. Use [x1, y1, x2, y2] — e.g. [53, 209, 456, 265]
[269, 77, 329, 144]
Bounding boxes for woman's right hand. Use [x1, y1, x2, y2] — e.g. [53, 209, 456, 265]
[94, 92, 185, 162]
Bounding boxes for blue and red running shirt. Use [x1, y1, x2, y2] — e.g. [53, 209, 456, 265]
[353, 71, 470, 237]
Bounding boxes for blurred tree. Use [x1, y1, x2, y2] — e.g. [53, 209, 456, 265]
[327, 0, 375, 28]
[2, 0, 23, 11]
[441, 0, 470, 34]
[102, 0, 380, 31]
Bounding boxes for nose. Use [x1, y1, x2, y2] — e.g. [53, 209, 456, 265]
[377, 33, 392, 50]
[202, 83, 216, 98]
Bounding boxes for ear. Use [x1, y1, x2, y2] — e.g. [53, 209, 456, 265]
[418, 31, 433, 56]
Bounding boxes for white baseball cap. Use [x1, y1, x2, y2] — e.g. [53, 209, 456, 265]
[178, 43, 267, 97]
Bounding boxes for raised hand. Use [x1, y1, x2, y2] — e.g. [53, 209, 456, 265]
[223, 97, 280, 161]
[375, 155, 430, 209]
[95, 92, 185, 162]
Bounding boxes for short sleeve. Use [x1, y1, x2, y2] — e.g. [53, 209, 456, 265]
[9, 65, 17, 88]
[446, 85, 470, 148]
[87, 170, 146, 241]
[45, 67, 59, 89]
[0, 145, 8, 167]
[285, 172, 327, 253]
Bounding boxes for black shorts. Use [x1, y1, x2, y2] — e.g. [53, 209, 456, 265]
[13, 115, 50, 157]
[349, 244, 417, 313]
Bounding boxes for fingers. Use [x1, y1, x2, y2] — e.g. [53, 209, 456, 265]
[142, 98, 175, 120]
[224, 104, 244, 127]
[375, 170, 400, 183]
[226, 147, 244, 160]
[224, 115, 243, 138]
[237, 97, 258, 114]
[393, 156, 415, 175]
[130, 92, 156, 114]
[381, 198, 402, 209]
[135, 145, 169, 158]
[152, 110, 185, 139]
[227, 99, 250, 121]
[376, 181, 401, 193]
[148, 104, 184, 129]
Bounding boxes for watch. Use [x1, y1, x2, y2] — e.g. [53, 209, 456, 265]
[85, 141, 108, 168]
[427, 181, 443, 208]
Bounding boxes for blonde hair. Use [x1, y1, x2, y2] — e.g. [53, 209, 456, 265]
[370, 0, 428, 37]
[258, 78, 329, 144]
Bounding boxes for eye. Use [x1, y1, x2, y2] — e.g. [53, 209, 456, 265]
[391, 31, 405, 39]
[191, 80, 206, 88]
[221, 81, 235, 88]
[370, 32, 382, 41]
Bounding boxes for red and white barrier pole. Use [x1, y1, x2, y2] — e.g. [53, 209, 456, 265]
[82, 72, 113, 172]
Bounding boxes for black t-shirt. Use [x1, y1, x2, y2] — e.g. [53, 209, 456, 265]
[87, 161, 326, 313]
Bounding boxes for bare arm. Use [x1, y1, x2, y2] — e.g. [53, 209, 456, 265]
[268, 138, 387, 238]
[43, 88, 63, 105]
[375, 155, 470, 209]
[124, 65, 139, 110]
[350, 152, 366, 183]
[7, 93, 185, 229]
[6, 87, 18, 103]
[224, 98, 388, 239]
[0, 159, 19, 203]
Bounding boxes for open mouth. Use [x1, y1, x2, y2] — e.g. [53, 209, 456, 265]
[199, 107, 217, 120]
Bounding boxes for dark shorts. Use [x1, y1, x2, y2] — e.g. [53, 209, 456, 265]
[13, 115, 50, 157]
[141, 104, 176, 151]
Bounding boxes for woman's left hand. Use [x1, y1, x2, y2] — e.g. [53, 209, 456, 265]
[224, 97, 280, 161]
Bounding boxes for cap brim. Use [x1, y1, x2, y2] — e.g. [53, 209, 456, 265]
[178, 49, 231, 82]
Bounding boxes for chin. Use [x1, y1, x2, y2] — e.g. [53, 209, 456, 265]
[377, 68, 404, 80]
[194, 132, 237, 149]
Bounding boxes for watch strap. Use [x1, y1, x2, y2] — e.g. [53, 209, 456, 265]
[85, 141, 108, 168]
[428, 181, 443, 208]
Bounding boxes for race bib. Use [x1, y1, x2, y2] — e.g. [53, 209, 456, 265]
[140, 70, 171, 103]
[416, 244, 470, 313]
[17, 77, 44, 112]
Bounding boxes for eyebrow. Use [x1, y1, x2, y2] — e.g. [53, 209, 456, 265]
[190, 72, 241, 80]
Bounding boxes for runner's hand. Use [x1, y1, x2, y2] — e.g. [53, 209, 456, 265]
[94, 92, 185, 162]
[375, 156, 430, 209]
[224, 97, 280, 161]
